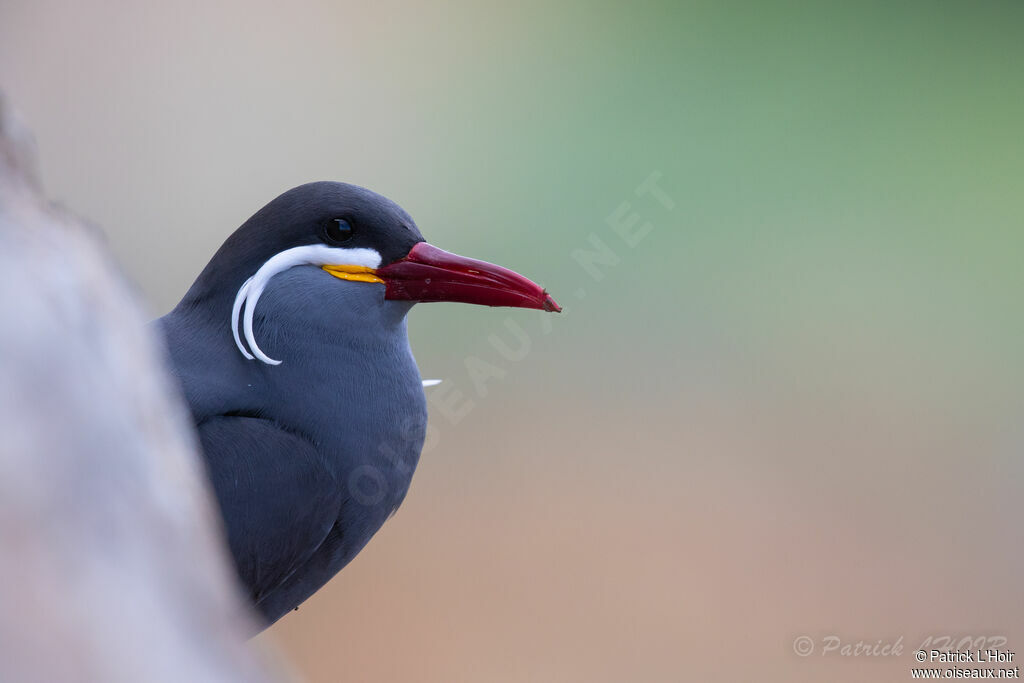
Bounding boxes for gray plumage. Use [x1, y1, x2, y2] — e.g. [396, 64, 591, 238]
[159, 183, 426, 627]
[158, 181, 558, 629]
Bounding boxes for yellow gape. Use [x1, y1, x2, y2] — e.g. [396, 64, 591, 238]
[322, 264, 384, 284]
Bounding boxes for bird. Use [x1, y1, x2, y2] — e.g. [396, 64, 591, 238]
[158, 181, 560, 629]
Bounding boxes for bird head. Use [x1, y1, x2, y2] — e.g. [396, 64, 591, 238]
[191, 182, 560, 365]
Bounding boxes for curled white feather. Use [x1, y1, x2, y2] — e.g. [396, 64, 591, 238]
[230, 245, 382, 365]
[231, 277, 255, 360]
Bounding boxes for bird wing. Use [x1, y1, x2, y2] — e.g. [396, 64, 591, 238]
[196, 415, 343, 609]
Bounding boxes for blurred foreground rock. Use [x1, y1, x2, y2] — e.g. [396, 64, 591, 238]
[0, 95, 275, 682]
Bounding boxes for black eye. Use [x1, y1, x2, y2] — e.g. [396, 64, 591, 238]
[324, 218, 354, 244]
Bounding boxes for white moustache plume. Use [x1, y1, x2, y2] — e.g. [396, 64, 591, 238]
[231, 245, 382, 365]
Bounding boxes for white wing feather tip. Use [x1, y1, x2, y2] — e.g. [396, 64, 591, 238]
[422, 379, 443, 387]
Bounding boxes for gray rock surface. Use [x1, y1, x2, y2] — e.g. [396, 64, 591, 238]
[0, 93, 275, 683]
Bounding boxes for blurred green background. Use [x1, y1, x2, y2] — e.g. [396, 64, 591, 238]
[2, 1, 1022, 680]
